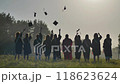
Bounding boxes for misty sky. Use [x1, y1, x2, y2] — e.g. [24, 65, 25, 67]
[0, 0, 120, 48]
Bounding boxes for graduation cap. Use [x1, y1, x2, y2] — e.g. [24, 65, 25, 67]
[64, 6, 66, 10]
[44, 12, 48, 15]
[53, 20, 58, 26]
[28, 22, 33, 27]
[76, 29, 80, 32]
[34, 12, 37, 17]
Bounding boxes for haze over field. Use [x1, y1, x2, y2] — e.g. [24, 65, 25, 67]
[0, 0, 120, 48]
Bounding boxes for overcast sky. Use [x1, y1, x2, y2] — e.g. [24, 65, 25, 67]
[0, 0, 120, 48]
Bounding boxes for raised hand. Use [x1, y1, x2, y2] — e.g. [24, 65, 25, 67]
[51, 30, 53, 34]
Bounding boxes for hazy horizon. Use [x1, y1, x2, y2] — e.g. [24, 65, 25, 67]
[0, 0, 120, 48]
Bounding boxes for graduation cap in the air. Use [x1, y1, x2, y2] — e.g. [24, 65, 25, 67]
[64, 6, 66, 10]
[34, 12, 37, 17]
[28, 22, 33, 27]
[76, 29, 80, 32]
[53, 20, 58, 26]
[44, 12, 48, 15]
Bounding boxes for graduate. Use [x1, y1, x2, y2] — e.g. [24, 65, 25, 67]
[83, 34, 92, 62]
[15, 32, 23, 60]
[103, 34, 112, 62]
[62, 34, 72, 60]
[23, 33, 32, 60]
[51, 29, 62, 61]
[92, 33, 102, 62]
[43, 30, 53, 61]
[33, 34, 43, 60]
[74, 34, 82, 61]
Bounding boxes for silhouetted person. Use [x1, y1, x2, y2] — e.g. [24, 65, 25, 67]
[62, 34, 72, 60]
[74, 34, 82, 60]
[83, 34, 92, 62]
[33, 34, 42, 60]
[23, 33, 32, 60]
[58, 29, 62, 59]
[15, 32, 23, 60]
[43, 31, 53, 61]
[103, 34, 112, 62]
[52, 34, 59, 61]
[52, 32, 62, 61]
[92, 33, 102, 62]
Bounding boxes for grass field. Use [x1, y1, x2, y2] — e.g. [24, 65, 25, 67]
[0, 55, 120, 68]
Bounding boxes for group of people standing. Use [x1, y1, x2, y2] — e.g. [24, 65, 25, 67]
[15, 29, 112, 62]
[74, 33, 112, 62]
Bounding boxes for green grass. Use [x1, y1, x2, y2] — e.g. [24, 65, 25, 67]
[0, 55, 120, 68]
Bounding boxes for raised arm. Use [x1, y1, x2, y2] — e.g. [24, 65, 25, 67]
[58, 29, 62, 40]
[98, 33, 102, 40]
[50, 30, 53, 40]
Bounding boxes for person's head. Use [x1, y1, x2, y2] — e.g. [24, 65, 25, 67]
[46, 35, 50, 40]
[65, 34, 69, 39]
[15, 32, 20, 38]
[25, 33, 29, 38]
[54, 34, 57, 39]
[85, 34, 89, 39]
[94, 33, 98, 39]
[36, 34, 39, 39]
[106, 34, 110, 38]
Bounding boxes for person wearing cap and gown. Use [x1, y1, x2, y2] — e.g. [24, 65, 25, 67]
[33, 34, 43, 60]
[74, 34, 82, 60]
[62, 34, 72, 60]
[23, 33, 32, 60]
[43, 31, 53, 61]
[103, 34, 112, 62]
[92, 33, 102, 62]
[15, 32, 23, 60]
[83, 34, 92, 62]
[51, 32, 62, 61]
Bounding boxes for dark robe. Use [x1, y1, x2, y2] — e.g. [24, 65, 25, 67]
[51, 34, 62, 60]
[43, 34, 53, 57]
[92, 35, 102, 56]
[74, 35, 82, 59]
[103, 38, 112, 58]
[83, 39, 91, 60]
[23, 36, 32, 55]
[33, 34, 43, 55]
[62, 38, 72, 60]
[15, 34, 23, 54]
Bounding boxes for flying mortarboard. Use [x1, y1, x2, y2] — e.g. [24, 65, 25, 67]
[64, 6, 66, 10]
[34, 12, 37, 17]
[53, 20, 58, 26]
[44, 12, 48, 15]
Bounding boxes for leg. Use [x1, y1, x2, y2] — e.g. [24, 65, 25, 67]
[83, 53, 86, 62]
[15, 54, 17, 60]
[106, 58, 107, 62]
[97, 55, 99, 62]
[53, 53, 56, 61]
[94, 55, 96, 62]
[45, 56, 47, 61]
[108, 58, 110, 62]
[35, 54, 37, 60]
[88, 54, 90, 63]
[39, 54, 41, 61]
[27, 55, 29, 60]
[48, 55, 50, 61]
[18, 54, 20, 60]
[24, 55, 26, 60]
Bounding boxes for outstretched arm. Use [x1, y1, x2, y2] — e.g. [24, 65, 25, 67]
[58, 29, 62, 40]
[98, 33, 102, 40]
[50, 30, 53, 40]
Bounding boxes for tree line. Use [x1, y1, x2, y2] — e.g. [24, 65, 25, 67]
[0, 12, 50, 55]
